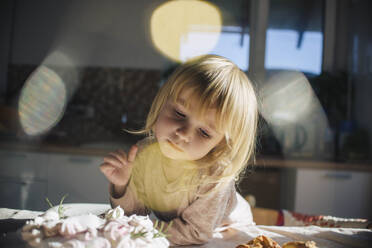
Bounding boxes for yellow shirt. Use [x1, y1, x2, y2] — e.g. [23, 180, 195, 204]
[131, 139, 200, 213]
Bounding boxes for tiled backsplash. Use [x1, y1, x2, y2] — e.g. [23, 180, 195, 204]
[7, 64, 162, 145]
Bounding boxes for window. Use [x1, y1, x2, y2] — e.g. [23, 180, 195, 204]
[265, 0, 324, 75]
[210, 26, 249, 70]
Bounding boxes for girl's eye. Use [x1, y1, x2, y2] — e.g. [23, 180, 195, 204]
[199, 128, 211, 138]
[174, 110, 186, 118]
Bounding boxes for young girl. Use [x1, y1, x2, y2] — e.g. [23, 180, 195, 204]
[100, 55, 258, 246]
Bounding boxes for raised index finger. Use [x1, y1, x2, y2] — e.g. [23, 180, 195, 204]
[127, 145, 138, 163]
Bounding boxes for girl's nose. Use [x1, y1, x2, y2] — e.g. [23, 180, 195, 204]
[175, 125, 191, 143]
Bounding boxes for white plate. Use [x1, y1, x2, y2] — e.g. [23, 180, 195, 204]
[45, 203, 111, 217]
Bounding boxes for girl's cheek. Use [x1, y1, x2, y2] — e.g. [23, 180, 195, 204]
[157, 116, 177, 133]
[165, 115, 182, 127]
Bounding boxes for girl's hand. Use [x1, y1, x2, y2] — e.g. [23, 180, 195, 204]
[99, 145, 138, 186]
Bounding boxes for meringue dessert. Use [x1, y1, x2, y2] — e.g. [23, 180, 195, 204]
[21, 206, 170, 248]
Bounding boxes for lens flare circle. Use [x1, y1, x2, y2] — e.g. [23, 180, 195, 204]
[18, 66, 67, 135]
[150, 0, 222, 62]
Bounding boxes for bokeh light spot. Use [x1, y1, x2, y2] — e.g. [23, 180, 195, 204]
[150, 0, 222, 62]
[18, 66, 67, 135]
[259, 70, 329, 158]
[260, 71, 314, 125]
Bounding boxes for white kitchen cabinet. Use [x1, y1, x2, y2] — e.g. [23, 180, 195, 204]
[47, 154, 109, 205]
[294, 168, 372, 219]
[0, 178, 47, 210]
[0, 150, 48, 180]
[0, 149, 110, 210]
[0, 150, 48, 210]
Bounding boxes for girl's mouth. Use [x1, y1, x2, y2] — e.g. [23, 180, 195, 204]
[167, 140, 183, 152]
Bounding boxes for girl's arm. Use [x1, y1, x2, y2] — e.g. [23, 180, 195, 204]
[161, 180, 237, 246]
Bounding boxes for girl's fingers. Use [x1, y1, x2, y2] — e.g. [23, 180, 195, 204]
[100, 163, 123, 185]
[118, 149, 132, 164]
[127, 145, 138, 163]
[109, 150, 127, 165]
[103, 155, 124, 169]
[99, 163, 115, 175]
[102, 145, 137, 170]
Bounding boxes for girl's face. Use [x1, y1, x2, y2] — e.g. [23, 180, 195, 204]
[154, 88, 224, 161]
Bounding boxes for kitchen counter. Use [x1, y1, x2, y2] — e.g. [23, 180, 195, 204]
[1, 141, 372, 172]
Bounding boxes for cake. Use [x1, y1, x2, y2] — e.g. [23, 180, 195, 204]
[21, 206, 170, 248]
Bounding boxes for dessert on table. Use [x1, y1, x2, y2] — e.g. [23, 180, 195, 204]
[21, 205, 170, 248]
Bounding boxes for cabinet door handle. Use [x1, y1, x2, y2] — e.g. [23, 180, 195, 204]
[324, 172, 352, 180]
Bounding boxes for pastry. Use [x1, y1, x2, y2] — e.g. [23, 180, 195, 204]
[282, 241, 318, 248]
[236, 236, 318, 248]
[236, 235, 281, 248]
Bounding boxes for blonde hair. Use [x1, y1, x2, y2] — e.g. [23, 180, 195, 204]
[138, 55, 258, 187]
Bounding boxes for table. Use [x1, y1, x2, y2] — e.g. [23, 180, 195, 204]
[1, 205, 371, 248]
